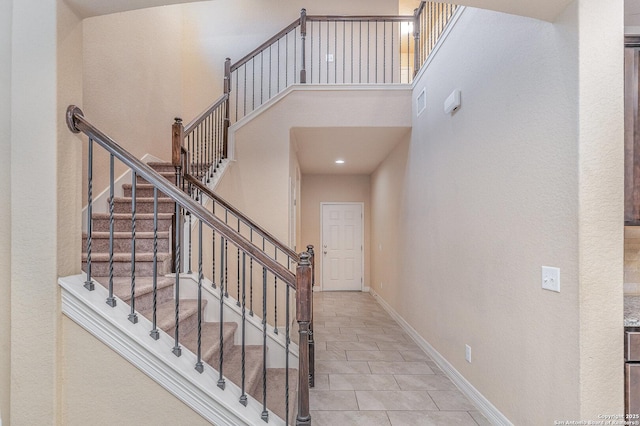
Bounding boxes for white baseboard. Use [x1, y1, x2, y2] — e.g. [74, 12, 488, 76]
[368, 288, 512, 426]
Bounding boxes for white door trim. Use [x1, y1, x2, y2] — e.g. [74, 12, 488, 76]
[319, 202, 365, 292]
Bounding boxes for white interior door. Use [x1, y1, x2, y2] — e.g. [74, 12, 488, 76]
[321, 203, 363, 291]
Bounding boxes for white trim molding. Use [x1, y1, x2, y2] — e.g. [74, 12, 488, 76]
[59, 274, 287, 426]
[369, 288, 513, 426]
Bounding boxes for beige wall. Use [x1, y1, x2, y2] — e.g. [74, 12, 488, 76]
[301, 175, 372, 289]
[368, 3, 620, 422]
[370, 135, 410, 308]
[578, 0, 624, 418]
[0, 0, 11, 422]
[216, 89, 411, 259]
[61, 318, 210, 426]
[82, 5, 183, 201]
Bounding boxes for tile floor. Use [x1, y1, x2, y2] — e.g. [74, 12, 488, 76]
[309, 291, 491, 426]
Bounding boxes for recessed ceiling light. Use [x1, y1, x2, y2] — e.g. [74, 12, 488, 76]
[335, 159, 345, 164]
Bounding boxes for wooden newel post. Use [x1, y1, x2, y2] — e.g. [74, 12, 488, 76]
[300, 8, 307, 84]
[172, 117, 184, 168]
[306, 245, 315, 388]
[296, 252, 312, 426]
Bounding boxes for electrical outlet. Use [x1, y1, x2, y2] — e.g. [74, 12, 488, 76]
[380, 281, 383, 289]
[541, 266, 560, 292]
[465, 344, 471, 363]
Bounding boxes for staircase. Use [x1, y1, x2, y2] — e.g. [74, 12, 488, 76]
[82, 161, 297, 422]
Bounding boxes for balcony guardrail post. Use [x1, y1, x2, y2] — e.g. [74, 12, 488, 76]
[296, 251, 312, 426]
[300, 8, 307, 84]
[306, 245, 315, 388]
[413, 7, 421, 77]
[223, 58, 231, 159]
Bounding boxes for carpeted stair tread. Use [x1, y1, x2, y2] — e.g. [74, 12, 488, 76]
[181, 322, 238, 364]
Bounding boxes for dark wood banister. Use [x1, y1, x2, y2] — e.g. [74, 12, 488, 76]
[230, 11, 418, 73]
[306, 14, 414, 21]
[67, 105, 296, 289]
[184, 174, 299, 262]
[231, 20, 302, 72]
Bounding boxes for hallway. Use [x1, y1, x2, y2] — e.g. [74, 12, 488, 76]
[309, 292, 490, 425]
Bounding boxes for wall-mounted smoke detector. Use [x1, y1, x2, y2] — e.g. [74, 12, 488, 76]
[444, 89, 461, 114]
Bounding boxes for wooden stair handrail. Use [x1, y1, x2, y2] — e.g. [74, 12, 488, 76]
[67, 105, 297, 289]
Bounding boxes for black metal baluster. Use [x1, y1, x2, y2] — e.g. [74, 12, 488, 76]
[277, 37, 281, 93]
[260, 52, 264, 105]
[359, 21, 362, 83]
[250, 229, 254, 316]
[252, 57, 256, 112]
[310, 22, 313, 83]
[351, 22, 354, 83]
[106, 154, 116, 306]
[235, 71, 239, 122]
[84, 138, 95, 291]
[261, 266, 269, 422]
[239, 252, 248, 406]
[243, 64, 247, 118]
[342, 21, 345, 84]
[224, 211, 229, 298]
[150, 187, 159, 340]
[274, 248, 278, 335]
[196, 221, 204, 373]
[334, 20, 337, 83]
[218, 236, 226, 389]
[173, 166, 182, 357]
[318, 21, 322, 83]
[391, 21, 394, 83]
[383, 21, 386, 83]
[375, 20, 378, 83]
[285, 277, 290, 426]
[212, 226, 217, 290]
[236, 218, 241, 307]
[269, 45, 272, 99]
[129, 172, 138, 324]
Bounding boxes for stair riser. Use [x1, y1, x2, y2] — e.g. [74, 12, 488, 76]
[83, 256, 172, 277]
[93, 217, 173, 233]
[137, 174, 176, 185]
[148, 163, 177, 174]
[201, 334, 237, 368]
[131, 283, 175, 313]
[113, 200, 176, 214]
[123, 186, 171, 198]
[165, 307, 200, 338]
[83, 237, 170, 254]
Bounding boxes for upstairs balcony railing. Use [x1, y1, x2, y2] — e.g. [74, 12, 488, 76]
[172, 1, 459, 191]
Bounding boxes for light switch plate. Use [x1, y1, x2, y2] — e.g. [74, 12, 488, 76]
[541, 266, 560, 292]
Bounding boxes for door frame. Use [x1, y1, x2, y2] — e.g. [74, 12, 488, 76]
[319, 202, 365, 292]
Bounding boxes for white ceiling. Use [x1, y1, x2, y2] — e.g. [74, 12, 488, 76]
[292, 127, 410, 175]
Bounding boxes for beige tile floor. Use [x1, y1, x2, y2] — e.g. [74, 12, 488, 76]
[309, 292, 491, 426]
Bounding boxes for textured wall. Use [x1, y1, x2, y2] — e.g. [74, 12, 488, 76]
[61, 318, 211, 426]
[369, 5, 603, 422]
[10, 0, 60, 423]
[577, 0, 624, 418]
[0, 0, 11, 422]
